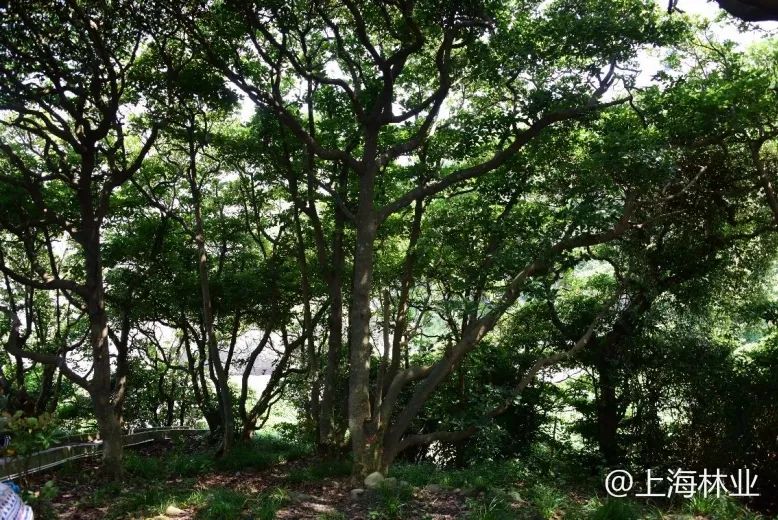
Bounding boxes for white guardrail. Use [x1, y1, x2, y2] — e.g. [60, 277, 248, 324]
[0, 427, 208, 481]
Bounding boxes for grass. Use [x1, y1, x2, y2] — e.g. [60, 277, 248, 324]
[194, 488, 248, 520]
[286, 458, 353, 484]
[529, 482, 565, 519]
[121, 431, 309, 480]
[215, 431, 311, 472]
[123, 450, 214, 479]
[465, 496, 514, 520]
[85, 481, 291, 519]
[33, 433, 772, 520]
[587, 498, 641, 520]
[389, 459, 529, 491]
[71, 431, 310, 518]
[371, 480, 415, 519]
[684, 493, 765, 519]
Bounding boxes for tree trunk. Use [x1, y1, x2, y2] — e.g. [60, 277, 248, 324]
[318, 166, 346, 453]
[82, 208, 125, 479]
[94, 395, 123, 480]
[348, 164, 379, 478]
[187, 122, 234, 455]
[595, 342, 621, 466]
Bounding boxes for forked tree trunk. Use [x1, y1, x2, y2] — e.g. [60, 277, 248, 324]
[187, 122, 234, 455]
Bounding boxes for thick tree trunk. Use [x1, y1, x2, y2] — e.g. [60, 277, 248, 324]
[348, 165, 379, 478]
[595, 342, 621, 466]
[318, 169, 346, 453]
[94, 396, 123, 480]
[82, 208, 125, 479]
[34, 365, 56, 415]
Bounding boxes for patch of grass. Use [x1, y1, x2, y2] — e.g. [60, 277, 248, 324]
[465, 496, 514, 520]
[588, 498, 641, 520]
[195, 488, 248, 520]
[254, 430, 312, 459]
[249, 487, 291, 520]
[216, 433, 311, 472]
[123, 452, 165, 479]
[685, 493, 762, 519]
[317, 512, 347, 520]
[367, 481, 414, 520]
[83, 481, 123, 508]
[94, 481, 193, 519]
[166, 452, 214, 477]
[123, 450, 213, 480]
[390, 460, 526, 490]
[216, 444, 279, 472]
[529, 483, 565, 519]
[286, 459, 353, 484]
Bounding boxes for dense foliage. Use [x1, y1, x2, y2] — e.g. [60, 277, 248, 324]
[0, 0, 777, 516]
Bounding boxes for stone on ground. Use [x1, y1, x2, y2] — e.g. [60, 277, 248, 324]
[364, 471, 385, 489]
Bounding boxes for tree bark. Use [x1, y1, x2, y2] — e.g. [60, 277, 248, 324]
[82, 214, 124, 480]
[318, 165, 347, 453]
[187, 122, 234, 455]
[348, 161, 379, 478]
[595, 341, 622, 466]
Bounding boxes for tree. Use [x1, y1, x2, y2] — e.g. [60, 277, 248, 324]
[0, 1, 160, 478]
[177, 0, 688, 476]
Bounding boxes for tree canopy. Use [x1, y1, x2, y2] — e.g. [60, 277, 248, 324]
[1, 1, 777, 515]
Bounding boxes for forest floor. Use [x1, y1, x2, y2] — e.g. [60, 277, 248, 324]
[20, 434, 769, 520]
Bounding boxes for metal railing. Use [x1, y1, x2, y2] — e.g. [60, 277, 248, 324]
[0, 428, 208, 480]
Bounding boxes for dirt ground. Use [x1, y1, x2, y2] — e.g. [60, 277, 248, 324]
[24, 440, 473, 519]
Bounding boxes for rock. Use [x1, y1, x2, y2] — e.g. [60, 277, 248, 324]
[364, 471, 385, 489]
[424, 484, 443, 493]
[164, 505, 184, 517]
[453, 488, 461, 494]
[350, 488, 365, 500]
[506, 490, 523, 503]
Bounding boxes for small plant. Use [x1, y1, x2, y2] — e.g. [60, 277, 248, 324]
[251, 487, 290, 520]
[21, 480, 58, 520]
[368, 481, 414, 520]
[529, 483, 564, 519]
[0, 411, 60, 458]
[685, 493, 760, 519]
[465, 496, 513, 520]
[123, 452, 165, 479]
